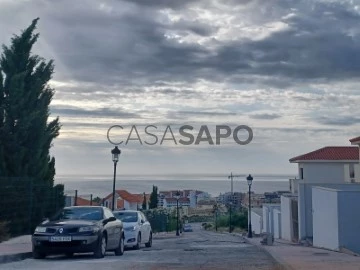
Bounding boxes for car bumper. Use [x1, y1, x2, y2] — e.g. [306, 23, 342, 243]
[32, 234, 99, 254]
[124, 231, 138, 247]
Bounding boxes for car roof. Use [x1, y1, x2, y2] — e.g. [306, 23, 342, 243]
[113, 210, 139, 213]
[64, 206, 103, 209]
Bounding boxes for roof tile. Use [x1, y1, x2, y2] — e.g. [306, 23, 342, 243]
[289, 146, 359, 162]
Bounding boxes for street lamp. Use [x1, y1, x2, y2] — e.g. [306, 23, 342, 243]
[174, 190, 181, 236]
[111, 146, 121, 211]
[246, 174, 253, 238]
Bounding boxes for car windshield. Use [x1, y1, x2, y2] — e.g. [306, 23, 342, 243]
[114, 212, 138, 223]
[51, 207, 103, 221]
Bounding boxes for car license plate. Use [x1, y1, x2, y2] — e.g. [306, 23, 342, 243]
[49, 236, 72, 242]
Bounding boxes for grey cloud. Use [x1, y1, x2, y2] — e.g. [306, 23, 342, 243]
[51, 106, 139, 119]
[249, 113, 282, 120]
[1, 0, 360, 88]
[315, 116, 360, 126]
[119, 0, 201, 9]
[167, 110, 237, 120]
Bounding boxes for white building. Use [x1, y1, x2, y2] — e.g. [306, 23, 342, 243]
[262, 204, 281, 238]
[280, 194, 298, 242]
[312, 185, 360, 253]
[103, 190, 148, 210]
[163, 197, 190, 208]
[288, 146, 360, 240]
[159, 190, 210, 208]
[250, 208, 263, 235]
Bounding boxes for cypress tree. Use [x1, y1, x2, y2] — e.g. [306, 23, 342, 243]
[0, 18, 60, 179]
[0, 18, 63, 235]
[149, 185, 158, 209]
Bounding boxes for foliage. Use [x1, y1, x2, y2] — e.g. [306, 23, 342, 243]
[202, 223, 213, 230]
[215, 210, 248, 230]
[142, 192, 147, 210]
[0, 19, 63, 236]
[0, 221, 10, 243]
[143, 208, 182, 233]
[92, 196, 102, 204]
[149, 185, 158, 209]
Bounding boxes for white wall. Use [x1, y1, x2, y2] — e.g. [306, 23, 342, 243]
[262, 207, 269, 234]
[189, 191, 197, 208]
[262, 204, 280, 235]
[281, 196, 293, 241]
[273, 208, 281, 239]
[298, 183, 312, 240]
[355, 165, 360, 183]
[251, 211, 262, 235]
[300, 163, 350, 184]
[124, 200, 131, 210]
[299, 183, 360, 240]
[338, 190, 360, 253]
[312, 187, 339, 251]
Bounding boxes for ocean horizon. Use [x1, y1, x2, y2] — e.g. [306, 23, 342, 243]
[55, 174, 293, 199]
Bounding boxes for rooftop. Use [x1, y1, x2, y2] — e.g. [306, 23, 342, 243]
[289, 146, 359, 163]
[350, 136, 360, 144]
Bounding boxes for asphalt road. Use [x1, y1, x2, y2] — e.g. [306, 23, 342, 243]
[1, 224, 281, 270]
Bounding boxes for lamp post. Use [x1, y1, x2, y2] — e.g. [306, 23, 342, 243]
[246, 174, 253, 238]
[111, 146, 121, 211]
[174, 191, 180, 236]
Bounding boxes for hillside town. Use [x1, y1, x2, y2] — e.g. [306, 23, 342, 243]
[63, 135, 360, 256]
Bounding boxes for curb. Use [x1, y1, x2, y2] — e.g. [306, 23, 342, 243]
[0, 252, 33, 264]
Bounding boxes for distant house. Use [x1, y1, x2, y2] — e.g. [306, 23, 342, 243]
[65, 196, 99, 207]
[163, 197, 190, 208]
[103, 190, 150, 211]
[159, 189, 209, 208]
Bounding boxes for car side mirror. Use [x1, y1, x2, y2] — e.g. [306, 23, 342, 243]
[108, 217, 116, 222]
[103, 216, 116, 225]
[141, 219, 145, 224]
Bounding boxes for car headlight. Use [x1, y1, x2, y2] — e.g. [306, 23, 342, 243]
[35, 227, 47, 233]
[124, 226, 137, 231]
[78, 226, 100, 233]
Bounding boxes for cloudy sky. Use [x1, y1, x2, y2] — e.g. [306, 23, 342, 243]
[1, 0, 359, 178]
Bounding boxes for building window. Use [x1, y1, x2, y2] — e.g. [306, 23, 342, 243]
[350, 164, 355, 179]
[300, 168, 304, 179]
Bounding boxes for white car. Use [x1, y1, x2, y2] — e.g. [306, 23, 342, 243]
[113, 210, 152, 249]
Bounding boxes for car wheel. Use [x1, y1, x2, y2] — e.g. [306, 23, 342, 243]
[145, 233, 152, 248]
[94, 233, 107, 258]
[134, 233, 141, 250]
[114, 234, 125, 256]
[33, 248, 46, 259]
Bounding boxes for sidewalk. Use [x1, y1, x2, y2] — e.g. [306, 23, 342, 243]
[0, 235, 32, 264]
[246, 237, 360, 270]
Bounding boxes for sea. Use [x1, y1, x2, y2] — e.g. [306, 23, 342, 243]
[55, 174, 293, 198]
